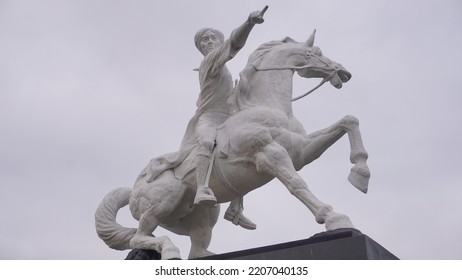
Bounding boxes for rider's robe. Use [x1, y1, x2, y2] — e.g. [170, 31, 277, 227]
[135, 33, 241, 184]
[136, 114, 198, 183]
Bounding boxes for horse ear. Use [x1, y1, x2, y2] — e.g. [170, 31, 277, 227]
[305, 29, 316, 47]
[282, 36, 296, 43]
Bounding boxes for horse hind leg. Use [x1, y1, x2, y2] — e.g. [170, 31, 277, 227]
[255, 141, 354, 231]
[128, 174, 184, 259]
[129, 207, 181, 260]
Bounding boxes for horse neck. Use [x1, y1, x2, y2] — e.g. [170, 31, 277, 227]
[235, 69, 294, 116]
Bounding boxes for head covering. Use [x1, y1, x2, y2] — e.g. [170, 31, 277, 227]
[194, 27, 224, 55]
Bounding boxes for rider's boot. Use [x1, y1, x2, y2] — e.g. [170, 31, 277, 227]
[194, 154, 217, 206]
[224, 197, 256, 230]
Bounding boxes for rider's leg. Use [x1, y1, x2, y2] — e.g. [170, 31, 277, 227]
[224, 196, 256, 230]
[194, 143, 217, 205]
[193, 113, 223, 206]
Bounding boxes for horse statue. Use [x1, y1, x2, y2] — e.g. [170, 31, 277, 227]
[95, 30, 370, 260]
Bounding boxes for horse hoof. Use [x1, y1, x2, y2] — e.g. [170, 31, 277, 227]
[161, 246, 182, 260]
[348, 165, 370, 194]
[189, 250, 215, 259]
[325, 212, 354, 231]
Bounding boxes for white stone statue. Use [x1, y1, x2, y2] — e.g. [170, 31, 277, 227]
[95, 6, 370, 260]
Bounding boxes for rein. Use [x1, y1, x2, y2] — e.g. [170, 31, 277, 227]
[291, 78, 328, 102]
[292, 70, 337, 102]
[252, 64, 336, 102]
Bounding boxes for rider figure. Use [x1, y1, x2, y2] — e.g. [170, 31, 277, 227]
[192, 7, 267, 230]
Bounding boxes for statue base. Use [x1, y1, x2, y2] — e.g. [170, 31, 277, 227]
[198, 228, 398, 260]
[125, 229, 398, 260]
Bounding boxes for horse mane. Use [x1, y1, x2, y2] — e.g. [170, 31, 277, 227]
[246, 36, 297, 68]
[229, 37, 296, 111]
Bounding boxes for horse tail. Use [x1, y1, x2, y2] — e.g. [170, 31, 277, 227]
[95, 187, 137, 250]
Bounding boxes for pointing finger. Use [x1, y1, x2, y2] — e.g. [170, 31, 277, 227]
[260, 5, 269, 16]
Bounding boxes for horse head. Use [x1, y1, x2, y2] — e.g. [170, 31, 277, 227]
[251, 30, 351, 89]
[297, 30, 351, 89]
[233, 31, 352, 111]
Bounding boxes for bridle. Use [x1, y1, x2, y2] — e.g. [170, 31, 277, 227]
[251, 46, 341, 102]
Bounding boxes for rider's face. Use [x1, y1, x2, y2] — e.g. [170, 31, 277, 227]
[200, 30, 222, 55]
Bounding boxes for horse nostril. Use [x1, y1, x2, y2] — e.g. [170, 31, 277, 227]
[338, 69, 351, 82]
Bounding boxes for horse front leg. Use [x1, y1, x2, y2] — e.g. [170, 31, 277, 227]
[186, 204, 220, 259]
[255, 141, 354, 230]
[342, 116, 370, 193]
[293, 115, 370, 193]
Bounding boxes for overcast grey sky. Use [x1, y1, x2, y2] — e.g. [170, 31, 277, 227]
[1, 0, 461, 260]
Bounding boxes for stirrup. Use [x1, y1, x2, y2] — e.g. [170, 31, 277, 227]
[194, 187, 217, 206]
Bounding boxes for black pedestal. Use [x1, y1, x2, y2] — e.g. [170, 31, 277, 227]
[126, 229, 398, 260]
[198, 229, 398, 260]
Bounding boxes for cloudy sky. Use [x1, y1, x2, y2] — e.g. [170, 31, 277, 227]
[1, 0, 461, 260]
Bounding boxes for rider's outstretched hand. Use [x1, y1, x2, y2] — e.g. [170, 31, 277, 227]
[249, 5, 268, 24]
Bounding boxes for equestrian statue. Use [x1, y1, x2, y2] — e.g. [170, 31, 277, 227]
[95, 6, 370, 259]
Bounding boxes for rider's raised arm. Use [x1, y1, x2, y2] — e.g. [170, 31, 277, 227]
[228, 6, 267, 56]
[206, 6, 267, 75]
[205, 6, 267, 76]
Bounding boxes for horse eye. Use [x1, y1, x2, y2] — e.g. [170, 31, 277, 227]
[314, 48, 322, 56]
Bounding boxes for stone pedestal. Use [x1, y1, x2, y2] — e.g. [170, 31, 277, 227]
[126, 229, 398, 260]
[198, 229, 398, 260]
